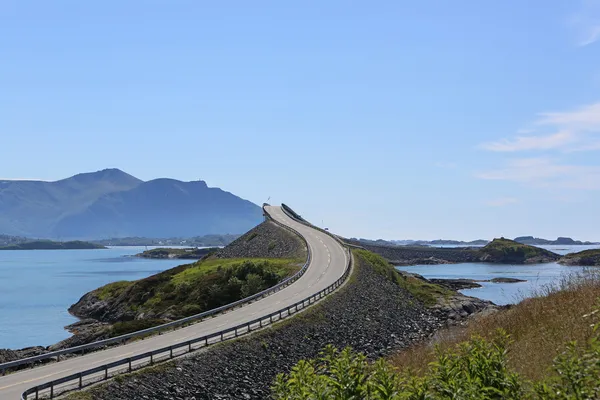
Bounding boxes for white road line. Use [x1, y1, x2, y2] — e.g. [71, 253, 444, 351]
[0, 369, 73, 390]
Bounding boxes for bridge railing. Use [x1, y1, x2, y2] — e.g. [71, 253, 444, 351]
[21, 231, 353, 399]
[1, 205, 310, 376]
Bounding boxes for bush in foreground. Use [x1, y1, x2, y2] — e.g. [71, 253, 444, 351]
[273, 320, 600, 399]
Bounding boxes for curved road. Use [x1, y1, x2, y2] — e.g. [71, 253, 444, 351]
[0, 205, 348, 399]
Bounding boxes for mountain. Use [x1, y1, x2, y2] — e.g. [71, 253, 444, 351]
[514, 236, 599, 246]
[0, 169, 263, 239]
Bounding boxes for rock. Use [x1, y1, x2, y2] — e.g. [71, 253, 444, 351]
[487, 277, 526, 284]
[429, 278, 482, 290]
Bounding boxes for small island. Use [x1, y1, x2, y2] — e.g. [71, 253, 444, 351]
[477, 238, 561, 264]
[559, 249, 600, 266]
[0, 240, 106, 250]
[136, 247, 219, 259]
[430, 277, 527, 290]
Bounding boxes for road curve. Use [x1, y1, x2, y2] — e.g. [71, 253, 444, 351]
[0, 205, 348, 399]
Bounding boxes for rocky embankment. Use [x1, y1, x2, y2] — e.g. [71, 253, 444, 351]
[346, 238, 560, 265]
[215, 219, 306, 259]
[559, 249, 600, 266]
[74, 251, 497, 400]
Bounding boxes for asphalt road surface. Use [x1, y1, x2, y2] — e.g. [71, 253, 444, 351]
[0, 205, 348, 399]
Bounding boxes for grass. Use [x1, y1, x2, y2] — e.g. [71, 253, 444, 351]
[560, 249, 600, 266]
[170, 257, 300, 285]
[353, 249, 454, 306]
[389, 268, 600, 381]
[91, 257, 303, 322]
[97, 280, 131, 300]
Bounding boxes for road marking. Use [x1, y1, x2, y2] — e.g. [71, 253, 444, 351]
[95, 351, 134, 364]
[0, 368, 73, 390]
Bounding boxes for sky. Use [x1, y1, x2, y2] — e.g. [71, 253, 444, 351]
[1, 1, 600, 241]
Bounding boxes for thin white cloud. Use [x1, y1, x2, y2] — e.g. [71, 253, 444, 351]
[479, 102, 600, 153]
[569, 0, 600, 46]
[477, 157, 600, 190]
[479, 131, 575, 152]
[486, 197, 518, 207]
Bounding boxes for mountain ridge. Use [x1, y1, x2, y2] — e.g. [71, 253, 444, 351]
[0, 169, 262, 239]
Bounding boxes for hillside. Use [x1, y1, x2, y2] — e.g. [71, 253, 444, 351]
[0, 169, 263, 239]
[0, 169, 140, 237]
[477, 238, 560, 264]
[559, 249, 600, 266]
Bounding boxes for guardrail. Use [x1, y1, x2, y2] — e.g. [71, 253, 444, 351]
[21, 214, 353, 400]
[1, 205, 310, 376]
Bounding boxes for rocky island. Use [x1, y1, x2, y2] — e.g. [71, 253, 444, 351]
[559, 249, 600, 266]
[346, 237, 560, 265]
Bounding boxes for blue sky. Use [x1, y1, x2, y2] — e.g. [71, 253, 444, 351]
[2, 1, 600, 241]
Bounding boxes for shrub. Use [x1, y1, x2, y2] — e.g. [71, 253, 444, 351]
[273, 318, 600, 400]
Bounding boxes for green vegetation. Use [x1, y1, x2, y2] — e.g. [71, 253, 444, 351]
[392, 268, 600, 382]
[560, 249, 600, 266]
[0, 240, 106, 250]
[270, 250, 600, 399]
[273, 322, 600, 399]
[477, 238, 559, 264]
[354, 249, 453, 306]
[90, 257, 302, 321]
[109, 319, 167, 337]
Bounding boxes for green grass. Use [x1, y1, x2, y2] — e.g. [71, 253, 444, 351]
[171, 257, 300, 285]
[91, 257, 303, 322]
[353, 249, 453, 306]
[97, 280, 131, 300]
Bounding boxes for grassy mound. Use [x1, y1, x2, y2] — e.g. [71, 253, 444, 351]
[477, 238, 560, 264]
[76, 257, 303, 322]
[560, 249, 600, 266]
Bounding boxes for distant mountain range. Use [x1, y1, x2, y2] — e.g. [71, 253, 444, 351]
[351, 236, 599, 247]
[0, 169, 263, 239]
[513, 236, 599, 246]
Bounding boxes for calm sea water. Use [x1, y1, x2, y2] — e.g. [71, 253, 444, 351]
[397, 245, 600, 306]
[0, 247, 185, 350]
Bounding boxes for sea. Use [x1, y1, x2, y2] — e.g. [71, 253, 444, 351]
[0, 247, 185, 350]
[397, 244, 600, 306]
[2, 244, 598, 351]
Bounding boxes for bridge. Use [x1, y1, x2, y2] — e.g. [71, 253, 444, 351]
[0, 205, 351, 399]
